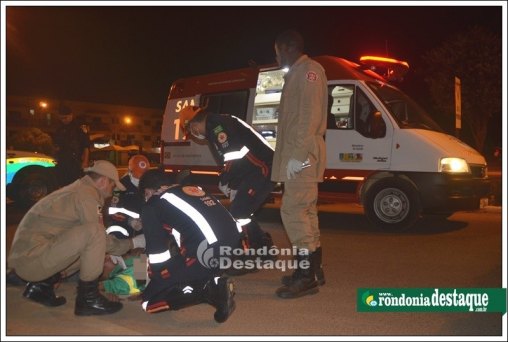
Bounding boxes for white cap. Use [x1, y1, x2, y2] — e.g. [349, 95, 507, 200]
[85, 160, 126, 191]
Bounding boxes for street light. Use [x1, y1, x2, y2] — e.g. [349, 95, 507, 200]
[112, 115, 133, 146]
[38, 100, 49, 126]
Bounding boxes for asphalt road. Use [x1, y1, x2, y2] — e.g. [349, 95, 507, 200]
[2, 201, 505, 339]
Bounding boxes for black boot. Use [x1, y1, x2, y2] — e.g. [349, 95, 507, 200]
[74, 279, 123, 316]
[276, 252, 319, 299]
[204, 276, 236, 323]
[313, 247, 325, 286]
[23, 273, 66, 307]
[256, 232, 278, 261]
[225, 234, 259, 276]
[281, 247, 325, 286]
[280, 268, 301, 287]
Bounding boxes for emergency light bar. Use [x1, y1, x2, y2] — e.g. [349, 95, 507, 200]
[359, 55, 409, 82]
[360, 56, 409, 68]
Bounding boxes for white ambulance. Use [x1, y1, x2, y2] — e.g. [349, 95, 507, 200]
[160, 55, 490, 231]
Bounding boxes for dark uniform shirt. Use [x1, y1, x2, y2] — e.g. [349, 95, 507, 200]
[205, 114, 274, 189]
[104, 175, 145, 239]
[141, 184, 241, 301]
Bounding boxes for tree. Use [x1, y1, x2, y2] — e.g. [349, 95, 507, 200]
[7, 128, 55, 155]
[421, 26, 501, 154]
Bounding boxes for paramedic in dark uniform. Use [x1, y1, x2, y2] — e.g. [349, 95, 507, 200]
[138, 169, 240, 323]
[271, 30, 327, 298]
[105, 154, 150, 240]
[53, 104, 90, 187]
[179, 105, 275, 253]
[104, 154, 150, 270]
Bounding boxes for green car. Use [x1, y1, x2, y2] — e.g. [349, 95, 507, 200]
[6, 150, 58, 207]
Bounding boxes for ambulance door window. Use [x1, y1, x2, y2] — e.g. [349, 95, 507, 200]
[328, 85, 354, 129]
[355, 88, 386, 138]
[201, 90, 250, 120]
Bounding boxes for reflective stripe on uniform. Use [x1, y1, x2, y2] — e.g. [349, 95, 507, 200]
[149, 250, 171, 263]
[161, 193, 218, 244]
[172, 228, 182, 247]
[235, 221, 243, 233]
[142, 300, 169, 313]
[106, 225, 130, 237]
[108, 207, 140, 219]
[236, 218, 252, 226]
[232, 115, 274, 151]
[223, 146, 250, 161]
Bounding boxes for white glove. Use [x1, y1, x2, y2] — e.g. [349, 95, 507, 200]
[286, 158, 304, 179]
[132, 234, 146, 249]
[109, 255, 127, 270]
[218, 182, 231, 197]
[229, 189, 238, 201]
[128, 218, 143, 231]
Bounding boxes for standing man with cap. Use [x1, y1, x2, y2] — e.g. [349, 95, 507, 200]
[8, 160, 144, 316]
[271, 29, 328, 298]
[53, 104, 91, 187]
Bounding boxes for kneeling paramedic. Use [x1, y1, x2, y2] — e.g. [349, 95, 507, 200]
[179, 105, 275, 256]
[139, 169, 242, 323]
[7, 160, 142, 316]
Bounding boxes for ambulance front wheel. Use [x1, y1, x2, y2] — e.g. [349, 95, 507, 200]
[364, 177, 421, 232]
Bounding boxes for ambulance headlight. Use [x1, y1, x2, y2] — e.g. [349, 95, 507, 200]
[439, 158, 470, 173]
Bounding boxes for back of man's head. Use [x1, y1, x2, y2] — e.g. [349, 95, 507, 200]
[275, 29, 304, 52]
[58, 104, 72, 116]
[139, 169, 171, 194]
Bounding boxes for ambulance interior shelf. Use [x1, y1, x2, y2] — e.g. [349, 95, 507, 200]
[329, 85, 353, 129]
[252, 69, 285, 148]
[253, 93, 280, 124]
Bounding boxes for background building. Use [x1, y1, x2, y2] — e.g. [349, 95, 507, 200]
[6, 95, 164, 164]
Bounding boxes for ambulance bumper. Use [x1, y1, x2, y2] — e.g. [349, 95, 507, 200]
[411, 172, 491, 213]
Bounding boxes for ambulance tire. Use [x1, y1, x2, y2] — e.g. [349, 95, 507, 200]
[364, 177, 421, 232]
[10, 166, 58, 208]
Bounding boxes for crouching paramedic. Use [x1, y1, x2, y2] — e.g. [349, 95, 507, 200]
[179, 105, 275, 254]
[105, 154, 150, 240]
[7, 160, 140, 316]
[104, 154, 150, 277]
[139, 169, 241, 323]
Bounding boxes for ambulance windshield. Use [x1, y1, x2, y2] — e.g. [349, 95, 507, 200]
[367, 81, 442, 132]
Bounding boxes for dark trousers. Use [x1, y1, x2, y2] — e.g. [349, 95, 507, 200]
[142, 254, 212, 304]
[55, 159, 83, 187]
[229, 172, 274, 248]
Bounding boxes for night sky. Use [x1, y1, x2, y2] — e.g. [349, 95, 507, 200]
[5, 3, 503, 109]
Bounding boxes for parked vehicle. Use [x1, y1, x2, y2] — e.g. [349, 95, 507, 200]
[6, 150, 58, 207]
[159, 55, 490, 231]
[89, 144, 161, 176]
[6, 143, 161, 208]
